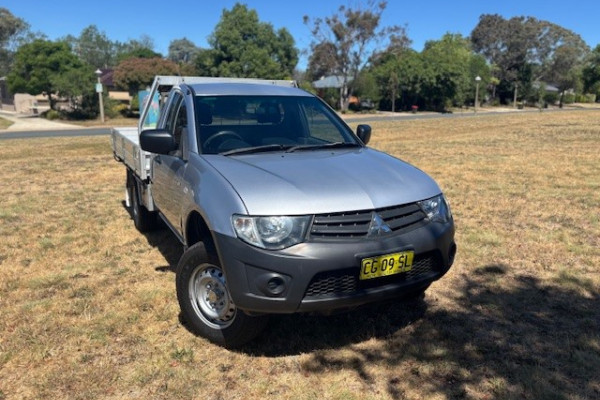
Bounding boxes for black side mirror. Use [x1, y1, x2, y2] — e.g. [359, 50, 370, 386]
[140, 129, 177, 155]
[356, 124, 371, 145]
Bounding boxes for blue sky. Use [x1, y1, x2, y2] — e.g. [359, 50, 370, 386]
[4, 0, 599, 69]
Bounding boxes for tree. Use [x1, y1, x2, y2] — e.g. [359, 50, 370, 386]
[370, 48, 423, 111]
[421, 34, 481, 111]
[306, 42, 338, 82]
[471, 15, 536, 103]
[51, 64, 97, 117]
[304, 0, 409, 110]
[544, 44, 584, 106]
[0, 7, 29, 75]
[471, 14, 589, 104]
[115, 35, 161, 63]
[168, 37, 200, 63]
[196, 3, 298, 79]
[582, 45, 600, 97]
[168, 37, 200, 75]
[113, 57, 178, 94]
[371, 52, 401, 111]
[7, 39, 83, 109]
[66, 25, 115, 69]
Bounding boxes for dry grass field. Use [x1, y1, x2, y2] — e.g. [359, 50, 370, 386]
[0, 110, 599, 400]
[0, 117, 13, 130]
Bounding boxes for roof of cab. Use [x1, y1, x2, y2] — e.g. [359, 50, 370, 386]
[186, 82, 312, 97]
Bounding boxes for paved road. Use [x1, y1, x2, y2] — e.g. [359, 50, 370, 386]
[0, 127, 111, 140]
[344, 110, 511, 124]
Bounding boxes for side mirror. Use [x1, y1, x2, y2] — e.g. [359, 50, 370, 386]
[356, 124, 371, 145]
[140, 129, 177, 155]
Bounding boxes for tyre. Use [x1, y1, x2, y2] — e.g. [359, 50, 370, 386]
[127, 170, 157, 232]
[176, 242, 268, 348]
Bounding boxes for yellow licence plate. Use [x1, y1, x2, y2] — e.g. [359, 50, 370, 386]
[360, 251, 414, 280]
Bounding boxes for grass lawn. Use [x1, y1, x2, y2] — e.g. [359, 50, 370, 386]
[0, 116, 13, 129]
[0, 110, 598, 400]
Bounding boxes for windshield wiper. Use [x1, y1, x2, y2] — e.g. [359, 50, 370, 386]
[221, 144, 291, 156]
[285, 142, 361, 153]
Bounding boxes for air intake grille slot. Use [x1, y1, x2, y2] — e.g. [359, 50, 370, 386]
[304, 252, 442, 299]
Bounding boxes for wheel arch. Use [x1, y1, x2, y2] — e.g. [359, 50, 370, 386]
[184, 211, 217, 256]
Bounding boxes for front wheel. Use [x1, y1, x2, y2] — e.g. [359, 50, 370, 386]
[176, 242, 268, 348]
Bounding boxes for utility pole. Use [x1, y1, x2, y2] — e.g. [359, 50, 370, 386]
[95, 69, 105, 123]
[474, 76, 481, 112]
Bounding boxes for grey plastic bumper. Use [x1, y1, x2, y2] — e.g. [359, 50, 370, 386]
[213, 221, 455, 314]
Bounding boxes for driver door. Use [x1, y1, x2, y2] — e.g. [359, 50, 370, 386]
[151, 92, 188, 235]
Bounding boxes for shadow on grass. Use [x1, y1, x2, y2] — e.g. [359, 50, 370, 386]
[133, 219, 599, 399]
[122, 201, 183, 272]
[145, 228, 182, 273]
[244, 296, 429, 357]
[290, 266, 599, 399]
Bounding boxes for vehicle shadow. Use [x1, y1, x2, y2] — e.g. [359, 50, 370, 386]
[131, 214, 600, 399]
[270, 265, 599, 400]
[122, 201, 183, 272]
[244, 296, 429, 357]
[145, 228, 183, 273]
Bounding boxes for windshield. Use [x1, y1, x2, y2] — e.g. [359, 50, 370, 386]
[194, 95, 359, 155]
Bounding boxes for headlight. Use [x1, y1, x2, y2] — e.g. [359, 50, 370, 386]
[419, 195, 452, 224]
[233, 215, 311, 250]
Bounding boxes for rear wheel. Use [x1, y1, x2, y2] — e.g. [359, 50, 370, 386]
[127, 170, 157, 232]
[176, 242, 268, 348]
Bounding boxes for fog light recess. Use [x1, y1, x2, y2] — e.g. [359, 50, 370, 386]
[266, 277, 286, 296]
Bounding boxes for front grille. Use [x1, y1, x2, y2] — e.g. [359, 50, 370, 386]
[310, 203, 426, 239]
[304, 252, 442, 299]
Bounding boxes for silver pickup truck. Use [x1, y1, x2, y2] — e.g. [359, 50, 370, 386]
[111, 76, 456, 348]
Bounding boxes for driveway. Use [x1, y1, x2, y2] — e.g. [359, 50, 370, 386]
[0, 111, 80, 132]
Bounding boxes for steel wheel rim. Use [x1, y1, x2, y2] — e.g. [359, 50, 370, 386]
[189, 264, 236, 329]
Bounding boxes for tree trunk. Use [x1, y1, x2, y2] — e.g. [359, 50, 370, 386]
[340, 83, 349, 111]
[559, 91, 564, 108]
[391, 88, 396, 113]
[47, 92, 55, 110]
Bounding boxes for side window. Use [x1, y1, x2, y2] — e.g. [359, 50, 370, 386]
[173, 102, 188, 156]
[140, 91, 160, 129]
[164, 92, 183, 135]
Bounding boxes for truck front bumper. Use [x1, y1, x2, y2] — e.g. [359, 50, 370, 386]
[213, 221, 456, 314]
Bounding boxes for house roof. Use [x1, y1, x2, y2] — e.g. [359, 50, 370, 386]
[312, 75, 352, 89]
[99, 69, 115, 87]
[532, 81, 560, 92]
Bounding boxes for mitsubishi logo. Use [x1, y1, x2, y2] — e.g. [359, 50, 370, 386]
[368, 212, 392, 236]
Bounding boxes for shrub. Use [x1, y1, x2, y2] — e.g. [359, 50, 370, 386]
[130, 94, 139, 112]
[112, 103, 129, 117]
[562, 93, 576, 104]
[543, 92, 559, 105]
[43, 109, 60, 120]
[103, 98, 121, 119]
[575, 93, 596, 103]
